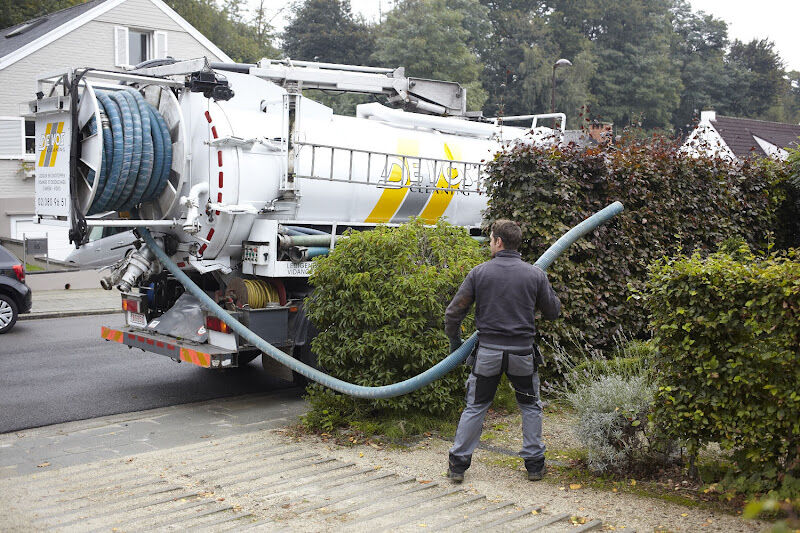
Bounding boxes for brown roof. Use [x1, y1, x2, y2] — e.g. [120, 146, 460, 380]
[710, 115, 800, 159]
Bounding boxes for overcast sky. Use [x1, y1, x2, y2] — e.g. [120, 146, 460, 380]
[255, 0, 800, 72]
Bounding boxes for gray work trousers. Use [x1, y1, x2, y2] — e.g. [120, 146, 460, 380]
[449, 343, 545, 471]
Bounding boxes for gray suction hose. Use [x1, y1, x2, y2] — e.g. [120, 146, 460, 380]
[140, 201, 623, 399]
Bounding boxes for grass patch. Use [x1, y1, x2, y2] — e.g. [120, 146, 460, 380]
[349, 412, 458, 443]
[25, 263, 44, 272]
[299, 405, 458, 448]
[481, 444, 742, 514]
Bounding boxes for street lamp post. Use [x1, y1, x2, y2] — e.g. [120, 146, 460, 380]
[551, 58, 573, 114]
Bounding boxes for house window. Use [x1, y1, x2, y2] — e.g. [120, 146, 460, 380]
[25, 120, 35, 154]
[128, 30, 151, 65]
[115, 26, 168, 67]
[0, 117, 24, 158]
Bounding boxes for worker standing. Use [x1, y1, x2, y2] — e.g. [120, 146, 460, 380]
[445, 219, 561, 482]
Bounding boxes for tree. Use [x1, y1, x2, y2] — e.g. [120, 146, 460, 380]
[282, 0, 374, 66]
[669, 1, 729, 134]
[780, 71, 800, 124]
[1, 0, 85, 30]
[373, 0, 488, 110]
[568, 0, 682, 129]
[164, 0, 279, 63]
[478, 0, 551, 117]
[722, 39, 786, 120]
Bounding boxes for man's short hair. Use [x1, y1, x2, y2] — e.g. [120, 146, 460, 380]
[491, 219, 522, 250]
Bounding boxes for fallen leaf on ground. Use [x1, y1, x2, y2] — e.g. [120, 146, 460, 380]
[569, 484, 582, 490]
[36, 462, 50, 468]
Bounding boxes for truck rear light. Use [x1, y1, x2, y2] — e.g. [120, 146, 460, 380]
[122, 298, 140, 313]
[206, 316, 231, 334]
[12, 264, 24, 282]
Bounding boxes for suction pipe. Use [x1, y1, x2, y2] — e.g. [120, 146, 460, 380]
[140, 201, 623, 399]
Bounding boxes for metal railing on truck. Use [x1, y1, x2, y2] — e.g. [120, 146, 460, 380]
[291, 141, 488, 194]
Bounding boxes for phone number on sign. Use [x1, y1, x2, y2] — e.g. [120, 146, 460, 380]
[37, 196, 67, 207]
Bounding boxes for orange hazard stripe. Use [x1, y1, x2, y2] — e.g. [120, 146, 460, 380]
[180, 348, 210, 368]
[101, 326, 124, 343]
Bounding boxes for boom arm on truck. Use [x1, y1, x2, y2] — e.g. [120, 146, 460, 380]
[133, 57, 469, 116]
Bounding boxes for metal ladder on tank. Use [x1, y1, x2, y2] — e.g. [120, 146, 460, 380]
[289, 141, 488, 195]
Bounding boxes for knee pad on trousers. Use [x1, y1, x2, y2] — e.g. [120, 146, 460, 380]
[473, 373, 502, 404]
[508, 373, 537, 404]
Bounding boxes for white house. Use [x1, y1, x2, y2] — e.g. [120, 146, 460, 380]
[0, 0, 232, 259]
[683, 110, 800, 162]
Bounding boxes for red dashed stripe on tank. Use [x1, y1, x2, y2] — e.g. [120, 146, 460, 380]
[201, 110, 223, 257]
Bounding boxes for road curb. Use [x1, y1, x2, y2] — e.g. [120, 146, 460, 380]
[20, 309, 122, 321]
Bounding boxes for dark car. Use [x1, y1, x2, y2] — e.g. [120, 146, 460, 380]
[0, 244, 32, 334]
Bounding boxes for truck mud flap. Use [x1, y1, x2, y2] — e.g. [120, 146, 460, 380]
[101, 326, 236, 368]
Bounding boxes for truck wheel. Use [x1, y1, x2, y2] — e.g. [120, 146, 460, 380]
[291, 342, 318, 386]
[0, 294, 18, 334]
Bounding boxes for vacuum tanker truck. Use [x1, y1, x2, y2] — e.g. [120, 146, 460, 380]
[30, 58, 564, 378]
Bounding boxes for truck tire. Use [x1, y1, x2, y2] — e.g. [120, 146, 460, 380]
[291, 342, 319, 386]
[0, 294, 19, 334]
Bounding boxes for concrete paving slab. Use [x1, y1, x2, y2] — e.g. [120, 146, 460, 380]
[0, 393, 607, 532]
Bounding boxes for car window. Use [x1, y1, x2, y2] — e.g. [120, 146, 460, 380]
[103, 226, 128, 238]
[0, 245, 19, 263]
[88, 226, 104, 242]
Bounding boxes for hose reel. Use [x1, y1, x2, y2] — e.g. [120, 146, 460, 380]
[74, 80, 186, 220]
[225, 277, 284, 309]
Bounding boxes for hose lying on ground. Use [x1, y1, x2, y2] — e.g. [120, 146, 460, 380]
[141, 201, 623, 399]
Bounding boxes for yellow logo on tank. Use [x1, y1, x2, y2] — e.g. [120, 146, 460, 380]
[365, 141, 461, 224]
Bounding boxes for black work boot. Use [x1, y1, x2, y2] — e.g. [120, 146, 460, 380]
[448, 453, 471, 484]
[525, 457, 546, 481]
[447, 468, 465, 483]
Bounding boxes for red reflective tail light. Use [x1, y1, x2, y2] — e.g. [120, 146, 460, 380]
[205, 316, 231, 334]
[122, 298, 140, 313]
[12, 264, 24, 282]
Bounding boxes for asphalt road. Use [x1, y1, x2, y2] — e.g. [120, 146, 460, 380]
[0, 314, 299, 433]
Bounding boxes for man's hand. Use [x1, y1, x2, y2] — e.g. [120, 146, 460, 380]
[449, 336, 463, 354]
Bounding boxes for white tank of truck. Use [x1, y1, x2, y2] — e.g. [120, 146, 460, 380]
[33, 59, 562, 269]
[30, 58, 565, 372]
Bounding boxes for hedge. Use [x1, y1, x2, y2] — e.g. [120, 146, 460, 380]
[645, 250, 800, 492]
[483, 134, 787, 349]
[304, 219, 487, 418]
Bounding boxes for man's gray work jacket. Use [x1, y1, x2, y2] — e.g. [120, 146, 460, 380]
[445, 249, 561, 348]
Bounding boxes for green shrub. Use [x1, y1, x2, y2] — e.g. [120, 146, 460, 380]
[645, 251, 800, 494]
[484, 134, 788, 349]
[776, 147, 800, 249]
[303, 219, 488, 429]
